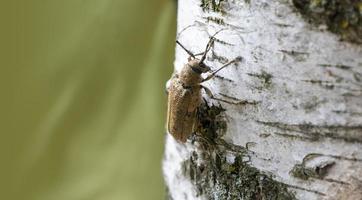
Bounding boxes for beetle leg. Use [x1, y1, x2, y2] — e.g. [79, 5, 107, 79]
[200, 85, 229, 103]
[194, 52, 204, 56]
[201, 85, 259, 105]
[201, 56, 242, 83]
[200, 85, 214, 98]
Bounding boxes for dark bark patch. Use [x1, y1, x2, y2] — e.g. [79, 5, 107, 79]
[196, 101, 227, 141]
[292, 0, 362, 44]
[257, 120, 362, 143]
[203, 16, 226, 25]
[247, 70, 273, 89]
[290, 154, 352, 185]
[200, 0, 228, 14]
[290, 162, 335, 180]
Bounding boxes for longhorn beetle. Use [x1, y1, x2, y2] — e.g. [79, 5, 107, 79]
[166, 35, 242, 143]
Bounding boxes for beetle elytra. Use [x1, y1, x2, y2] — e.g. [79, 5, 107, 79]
[166, 36, 241, 143]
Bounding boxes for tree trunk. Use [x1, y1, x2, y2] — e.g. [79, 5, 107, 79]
[163, 0, 362, 199]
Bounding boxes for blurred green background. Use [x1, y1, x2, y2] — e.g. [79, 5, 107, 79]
[0, 0, 176, 199]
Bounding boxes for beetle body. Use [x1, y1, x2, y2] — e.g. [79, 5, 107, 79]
[167, 59, 208, 142]
[166, 38, 240, 143]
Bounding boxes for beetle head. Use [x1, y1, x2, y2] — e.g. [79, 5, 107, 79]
[176, 39, 214, 74]
[187, 58, 211, 74]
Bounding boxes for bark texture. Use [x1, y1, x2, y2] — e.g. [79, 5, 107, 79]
[163, 0, 362, 199]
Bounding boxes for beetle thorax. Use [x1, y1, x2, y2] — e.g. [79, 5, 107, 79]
[179, 58, 210, 86]
[179, 63, 202, 86]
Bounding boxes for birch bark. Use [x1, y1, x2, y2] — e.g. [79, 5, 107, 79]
[163, 1, 362, 199]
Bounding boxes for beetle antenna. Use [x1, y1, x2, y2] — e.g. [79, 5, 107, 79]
[199, 29, 225, 63]
[176, 40, 195, 58]
[199, 37, 214, 63]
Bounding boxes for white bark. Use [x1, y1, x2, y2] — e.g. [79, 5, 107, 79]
[163, 0, 362, 199]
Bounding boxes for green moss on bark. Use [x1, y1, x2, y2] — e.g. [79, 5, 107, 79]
[292, 0, 362, 44]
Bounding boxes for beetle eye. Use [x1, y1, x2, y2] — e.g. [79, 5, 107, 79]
[199, 63, 210, 72]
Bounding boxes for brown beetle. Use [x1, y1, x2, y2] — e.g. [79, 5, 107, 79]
[166, 37, 241, 143]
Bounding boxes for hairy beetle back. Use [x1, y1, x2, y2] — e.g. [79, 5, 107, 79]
[167, 73, 202, 143]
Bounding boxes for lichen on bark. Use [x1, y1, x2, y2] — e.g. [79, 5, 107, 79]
[180, 102, 296, 200]
[200, 0, 228, 14]
[292, 0, 362, 44]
